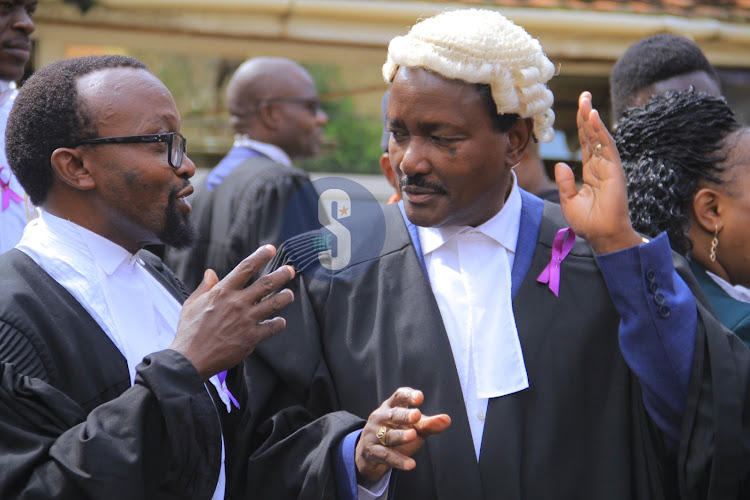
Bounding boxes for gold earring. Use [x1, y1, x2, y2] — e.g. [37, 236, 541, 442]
[710, 225, 719, 263]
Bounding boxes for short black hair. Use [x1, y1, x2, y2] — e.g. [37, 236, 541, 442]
[615, 90, 741, 256]
[609, 34, 720, 121]
[6, 55, 148, 205]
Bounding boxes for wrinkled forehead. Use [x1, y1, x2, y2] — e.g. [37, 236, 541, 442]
[387, 67, 484, 116]
[390, 66, 477, 99]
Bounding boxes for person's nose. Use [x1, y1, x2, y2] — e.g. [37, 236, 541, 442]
[316, 108, 328, 127]
[12, 7, 35, 35]
[397, 137, 430, 177]
[176, 154, 196, 180]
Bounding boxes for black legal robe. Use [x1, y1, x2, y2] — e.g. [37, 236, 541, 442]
[233, 199, 750, 499]
[0, 249, 228, 499]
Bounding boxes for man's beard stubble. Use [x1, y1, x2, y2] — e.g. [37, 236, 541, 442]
[158, 189, 198, 249]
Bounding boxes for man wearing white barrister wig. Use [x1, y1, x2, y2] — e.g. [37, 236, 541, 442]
[236, 9, 750, 499]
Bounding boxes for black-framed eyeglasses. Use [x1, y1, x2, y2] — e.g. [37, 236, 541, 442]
[75, 132, 187, 169]
[264, 97, 321, 115]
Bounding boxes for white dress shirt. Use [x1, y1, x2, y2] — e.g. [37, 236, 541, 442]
[17, 210, 229, 499]
[234, 134, 292, 167]
[0, 81, 35, 254]
[418, 174, 529, 460]
[706, 270, 750, 304]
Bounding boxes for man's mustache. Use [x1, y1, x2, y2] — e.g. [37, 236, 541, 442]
[399, 175, 447, 194]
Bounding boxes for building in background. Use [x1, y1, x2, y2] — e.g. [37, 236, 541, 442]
[31, 0, 750, 187]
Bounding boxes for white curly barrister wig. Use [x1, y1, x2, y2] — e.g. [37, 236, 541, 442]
[383, 9, 556, 143]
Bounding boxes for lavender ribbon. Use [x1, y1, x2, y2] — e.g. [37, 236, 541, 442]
[537, 227, 575, 297]
[217, 370, 240, 410]
[0, 167, 23, 211]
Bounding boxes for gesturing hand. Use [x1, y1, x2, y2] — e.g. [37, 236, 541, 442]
[555, 91, 642, 254]
[170, 244, 295, 380]
[355, 388, 451, 482]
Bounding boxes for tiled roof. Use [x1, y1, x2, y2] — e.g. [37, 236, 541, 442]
[428, 0, 750, 22]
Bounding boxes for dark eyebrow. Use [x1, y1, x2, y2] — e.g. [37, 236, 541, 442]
[386, 117, 405, 130]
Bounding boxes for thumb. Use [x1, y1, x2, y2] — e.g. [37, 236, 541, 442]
[192, 269, 219, 297]
[414, 413, 452, 437]
[554, 162, 577, 203]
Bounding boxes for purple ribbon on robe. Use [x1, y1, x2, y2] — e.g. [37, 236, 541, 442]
[0, 166, 23, 211]
[536, 227, 575, 297]
[217, 370, 240, 409]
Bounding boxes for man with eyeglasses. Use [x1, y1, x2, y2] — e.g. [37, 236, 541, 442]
[0, 54, 296, 498]
[165, 56, 328, 291]
[0, 0, 36, 255]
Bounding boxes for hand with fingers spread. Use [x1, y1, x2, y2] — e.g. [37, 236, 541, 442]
[355, 388, 451, 482]
[169, 244, 295, 380]
[554, 91, 643, 255]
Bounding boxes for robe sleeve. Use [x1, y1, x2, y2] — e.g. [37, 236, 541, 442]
[678, 298, 750, 498]
[0, 348, 222, 500]
[596, 232, 750, 497]
[228, 240, 365, 499]
[596, 232, 695, 446]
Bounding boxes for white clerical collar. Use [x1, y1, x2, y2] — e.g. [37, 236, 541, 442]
[419, 173, 522, 256]
[38, 210, 137, 275]
[233, 134, 292, 167]
[706, 270, 750, 305]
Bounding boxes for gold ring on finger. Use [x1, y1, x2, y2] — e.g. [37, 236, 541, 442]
[376, 425, 389, 446]
[594, 143, 603, 154]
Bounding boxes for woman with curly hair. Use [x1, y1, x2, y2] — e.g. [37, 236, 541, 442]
[616, 89, 750, 345]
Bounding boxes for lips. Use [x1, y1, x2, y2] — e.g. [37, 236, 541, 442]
[3, 39, 31, 59]
[175, 184, 194, 215]
[4, 39, 31, 51]
[402, 186, 441, 205]
[402, 186, 437, 196]
[176, 183, 193, 199]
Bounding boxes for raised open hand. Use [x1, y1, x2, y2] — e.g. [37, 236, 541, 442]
[355, 388, 451, 482]
[170, 244, 295, 380]
[555, 91, 642, 254]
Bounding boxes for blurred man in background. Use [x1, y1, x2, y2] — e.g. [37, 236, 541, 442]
[609, 33, 721, 123]
[166, 57, 327, 290]
[0, 0, 36, 254]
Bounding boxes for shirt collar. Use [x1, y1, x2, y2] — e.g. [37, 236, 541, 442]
[233, 134, 292, 167]
[706, 270, 750, 304]
[40, 210, 137, 276]
[419, 173, 522, 255]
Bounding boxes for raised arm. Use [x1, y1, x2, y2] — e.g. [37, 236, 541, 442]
[555, 91, 696, 447]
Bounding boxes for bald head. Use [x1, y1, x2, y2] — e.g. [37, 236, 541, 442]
[227, 58, 311, 123]
[226, 57, 327, 159]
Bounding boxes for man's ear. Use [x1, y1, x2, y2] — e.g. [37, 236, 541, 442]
[691, 187, 724, 233]
[257, 102, 280, 131]
[379, 153, 398, 192]
[50, 147, 96, 191]
[506, 117, 533, 167]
